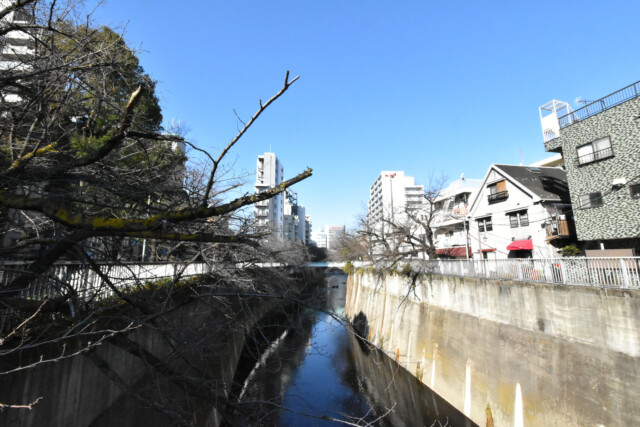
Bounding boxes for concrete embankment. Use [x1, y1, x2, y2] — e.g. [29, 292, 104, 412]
[0, 268, 324, 427]
[345, 269, 640, 426]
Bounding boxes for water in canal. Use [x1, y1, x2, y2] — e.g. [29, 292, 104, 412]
[233, 272, 474, 426]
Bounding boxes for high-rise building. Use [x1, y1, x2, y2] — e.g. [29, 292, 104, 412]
[367, 171, 425, 226]
[304, 215, 312, 245]
[1, 0, 35, 103]
[254, 152, 284, 240]
[310, 229, 327, 248]
[283, 190, 306, 244]
[310, 225, 345, 250]
[326, 225, 345, 250]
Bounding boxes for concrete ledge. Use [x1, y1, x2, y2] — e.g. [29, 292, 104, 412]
[346, 271, 640, 426]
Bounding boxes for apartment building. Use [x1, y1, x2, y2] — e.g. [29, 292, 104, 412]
[283, 190, 306, 244]
[304, 215, 312, 246]
[310, 225, 345, 250]
[310, 230, 327, 248]
[540, 81, 640, 255]
[254, 152, 285, 240]
[431, 176, 482, 258]
[367, 171, 424, 226]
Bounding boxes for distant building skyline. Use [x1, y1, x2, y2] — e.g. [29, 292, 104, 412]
[311, 224, 345, 250]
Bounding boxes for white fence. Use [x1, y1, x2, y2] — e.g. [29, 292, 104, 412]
[3, 257, 640, 303]
[402, 257, 640, 289]
[0, 261, 211, 301]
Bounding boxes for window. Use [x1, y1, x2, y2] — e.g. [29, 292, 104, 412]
[577, 136, 613, 165]
[477, 217, 492, 232]
[630, 183, 640, 199]
[487, 180, 508, 203]
[508, 210, 529, 228]
[578, 192, 603, 209]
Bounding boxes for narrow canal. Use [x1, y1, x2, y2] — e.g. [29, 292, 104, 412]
[231, 271, 474, 426]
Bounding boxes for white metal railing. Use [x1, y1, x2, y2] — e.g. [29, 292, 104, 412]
[399, 257, 640, 289]
[0, 261, 211, 301]
[558, 81, 640, 129]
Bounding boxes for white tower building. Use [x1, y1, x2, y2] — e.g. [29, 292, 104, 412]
[255, 153, 284, 240]
[367, 171, 425, 226]
[1, 0, 36, 103]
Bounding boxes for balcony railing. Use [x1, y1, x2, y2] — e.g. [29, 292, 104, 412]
[487, 191, 508, 203]
[546, 219, 574, 241]
[558, 81, 640, 129]
[577, 147, 614, 166]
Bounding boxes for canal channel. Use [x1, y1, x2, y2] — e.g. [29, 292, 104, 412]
[230, 271, 474, 426]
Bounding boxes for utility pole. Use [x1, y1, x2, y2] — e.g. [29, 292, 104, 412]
[463, 215, 469, 260]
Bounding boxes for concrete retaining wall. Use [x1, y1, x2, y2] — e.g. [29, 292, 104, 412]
[345, 270, 640, 426]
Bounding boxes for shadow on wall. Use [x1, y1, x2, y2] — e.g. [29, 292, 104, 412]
[351, 311, 372, 355]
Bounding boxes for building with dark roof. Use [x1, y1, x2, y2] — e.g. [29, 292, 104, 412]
[467, 164, 574, 259]
[540, 81, 640, 255]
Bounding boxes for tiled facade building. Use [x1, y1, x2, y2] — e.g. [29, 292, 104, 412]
[541, 82, 640, 253]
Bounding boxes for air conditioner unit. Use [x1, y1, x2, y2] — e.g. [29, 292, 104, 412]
[612, 177, 627, 187]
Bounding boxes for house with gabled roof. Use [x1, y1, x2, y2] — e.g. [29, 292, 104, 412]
[467, 164, 574, 259]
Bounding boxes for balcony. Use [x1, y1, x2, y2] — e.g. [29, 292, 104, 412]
[546, 218, 574, 241]
[487, 191, 508, 204]
[436, 234, 467, 248]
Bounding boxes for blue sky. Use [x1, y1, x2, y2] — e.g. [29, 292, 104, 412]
[91, 1, 640, 229]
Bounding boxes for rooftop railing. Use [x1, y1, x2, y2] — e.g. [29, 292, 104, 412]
[558, 81, 640, 129]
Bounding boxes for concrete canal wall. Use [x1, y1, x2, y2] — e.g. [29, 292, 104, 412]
[345, 270, 640, 426]
[0, 295, 253, 427]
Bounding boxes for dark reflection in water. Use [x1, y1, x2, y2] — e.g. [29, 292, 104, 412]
[235, 272, 475, 426]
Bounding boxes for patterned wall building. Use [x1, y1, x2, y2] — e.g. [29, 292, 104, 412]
[541, 82, 640, 254]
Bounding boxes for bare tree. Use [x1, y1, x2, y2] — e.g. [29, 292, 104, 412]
[0, 1, 317, 424]
[353, 173, 448, 268]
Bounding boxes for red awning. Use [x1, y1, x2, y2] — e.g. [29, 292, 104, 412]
[436, 247, 472, 257]
[507, 239, 533, 251]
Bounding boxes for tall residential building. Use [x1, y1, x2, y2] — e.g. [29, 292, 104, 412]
[1, 0, 35, 102]
[310, 230, 327, 248]
[304, 215, 312, 245]
[283, 190, 306, 244]
[254, 152, 284, 240]
[540, 81, 640, 255]
[326, 225, 345, 250]
[367, 171, 425, 226]
[311, 225, 345, 250]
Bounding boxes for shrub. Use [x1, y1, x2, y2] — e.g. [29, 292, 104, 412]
[560, 244, 582, 257]
[343, 261, 355, 275]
